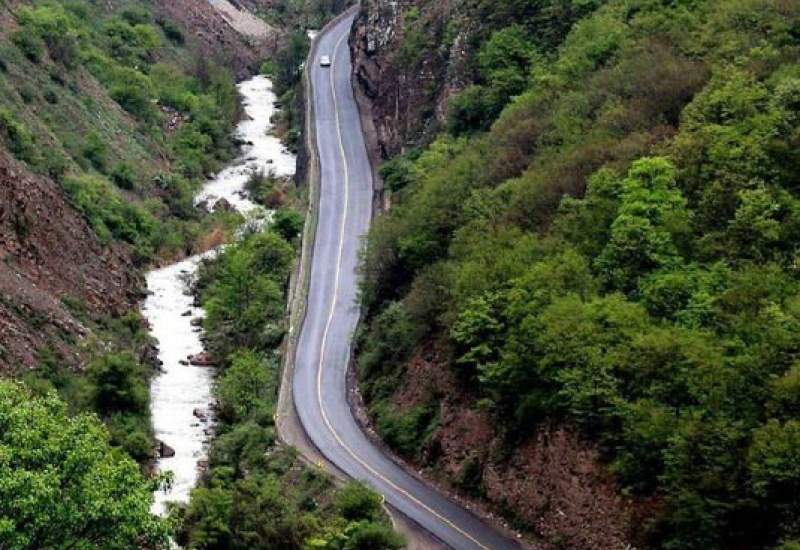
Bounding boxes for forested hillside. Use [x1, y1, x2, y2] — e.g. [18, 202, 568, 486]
[355, 0, 800, 547]
[0, 0, 247, 373]
[0, 0, 269, 545]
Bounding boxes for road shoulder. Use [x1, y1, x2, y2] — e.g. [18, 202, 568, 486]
[274, 8, 442, 549]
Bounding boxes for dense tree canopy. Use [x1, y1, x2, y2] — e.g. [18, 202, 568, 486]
[0, 381, 170, 549]
[358, 0, 800, 547]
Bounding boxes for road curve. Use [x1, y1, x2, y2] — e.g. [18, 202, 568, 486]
[291, 13, 520, 550]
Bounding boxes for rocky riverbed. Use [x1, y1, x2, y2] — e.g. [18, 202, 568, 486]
[144, 74, 295, 515]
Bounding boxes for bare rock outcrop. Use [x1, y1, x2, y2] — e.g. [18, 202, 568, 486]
[349, 0, 474, 157]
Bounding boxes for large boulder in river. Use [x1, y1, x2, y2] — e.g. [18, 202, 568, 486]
[213, 197, 235, 212]
[157, 440, 175, 458]
[189, 351, 215, 366]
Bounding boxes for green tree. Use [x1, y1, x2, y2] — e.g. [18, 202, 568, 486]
[87, 352, 148, 416]
[335, 482, 383, 522]
[273, 209, 304, 242]
[183, 487, 234, 549]
[0, 381, 169, 549]
[595, 157, 690, 290]
[217, 351, 272, 424]
[749, 420, 800, 521]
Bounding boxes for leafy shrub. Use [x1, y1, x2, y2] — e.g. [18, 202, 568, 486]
[39, 149, 69, 181]
[82, 131, 108, 171]
[216, 351, 272, 423]
[107, 411, 154, 462]
[11, 30, 45, 63]
[342, 521, 405, 550]
[121, 7, 150, 25]
[156, 17, 185, 44]
[272, 208, 304, 242]
[62, 173, 157, 261]
[109, 67, 155, 120]
[335, 482, 383, 522]
[87, 352, 148, 416]
[43, 88, 59, 104]
[372, 401, 437, 458]
[0, 109, 38, 165]
[18, 84, 36, 104]
[378, 154, 417, 192]
[111, 162, 136, 190]
[16, 5, 82, 68]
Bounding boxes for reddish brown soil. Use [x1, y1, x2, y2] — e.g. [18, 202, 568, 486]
[0, 152, 139, 371]
[389, 343, 637, 550]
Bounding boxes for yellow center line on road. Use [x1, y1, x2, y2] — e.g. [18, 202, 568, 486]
[313, 27, 492, 550]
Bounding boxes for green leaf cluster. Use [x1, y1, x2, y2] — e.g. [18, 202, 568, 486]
[0, 380, 170, 549]
[359, 0, 800, 546]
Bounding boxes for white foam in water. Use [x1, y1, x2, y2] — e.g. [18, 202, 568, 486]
[195, 75, 296, 215]
[145, 255, 212, 515]
[145, 75, 295, 515]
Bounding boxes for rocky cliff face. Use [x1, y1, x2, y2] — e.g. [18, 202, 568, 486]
[0, 152, 139, 371]
[350, 0, 474, 157]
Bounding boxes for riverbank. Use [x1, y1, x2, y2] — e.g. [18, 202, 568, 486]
[144, 74, 295, 514]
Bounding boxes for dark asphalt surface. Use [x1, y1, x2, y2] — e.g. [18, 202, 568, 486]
[292, 14, 520, 550]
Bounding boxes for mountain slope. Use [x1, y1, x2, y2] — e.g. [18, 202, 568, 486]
[352, 0, 800, 548]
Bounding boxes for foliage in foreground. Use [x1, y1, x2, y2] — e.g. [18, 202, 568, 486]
[0, 380, 170, 549]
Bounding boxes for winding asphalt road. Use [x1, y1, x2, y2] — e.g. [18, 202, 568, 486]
[291, 13, 520, 550]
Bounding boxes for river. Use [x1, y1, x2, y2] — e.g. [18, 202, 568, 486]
[143, 75, 295, 515]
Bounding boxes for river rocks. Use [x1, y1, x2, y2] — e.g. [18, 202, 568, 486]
[190, 317, 203, 327]
[193, 408, 209, 422]
[188, 351, 215, 366]
[179, 359, 189, 366]
[157, 440, 175, 458]
[213, 197, 235, 212]
[181, 309, 192, 316]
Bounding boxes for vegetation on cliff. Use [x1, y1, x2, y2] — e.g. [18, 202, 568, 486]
[358, 0, 800, 547]
[0, 0, 240, 264]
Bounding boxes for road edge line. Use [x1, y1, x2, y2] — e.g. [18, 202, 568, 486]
[275, 5, 358, 474]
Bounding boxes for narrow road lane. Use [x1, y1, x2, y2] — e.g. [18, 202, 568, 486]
[292, 13, 520, 550]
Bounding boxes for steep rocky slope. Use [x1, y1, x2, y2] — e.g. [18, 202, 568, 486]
[0, 0, 278, 373]
[0, 151, 138, 370]
[350, 0, 467, 157]
[155, 0, 278, 79]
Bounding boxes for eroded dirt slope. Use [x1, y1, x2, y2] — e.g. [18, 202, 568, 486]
[0, 152, 138, 370]
[155, 0, 279, 78]
[384, 344, 637, 549]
